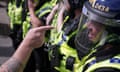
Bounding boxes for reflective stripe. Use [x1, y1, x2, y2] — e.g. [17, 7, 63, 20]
[58, 34, 67, 45]
[110, 58, 120, 63]
[22, 15, 30, 38]
[81, 55, 120, 72]
[8, 0, 23, 29]
[87, 60, 96, 67]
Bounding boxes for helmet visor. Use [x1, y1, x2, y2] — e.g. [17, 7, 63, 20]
[74, 11, 107, 59]
[74, 14, 93, 59]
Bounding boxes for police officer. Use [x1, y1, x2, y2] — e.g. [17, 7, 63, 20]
[47, 0, 87, 72]
[27, 0, 58, 72]
[75, 0, 120, 71]
[8, 0, 25, 49]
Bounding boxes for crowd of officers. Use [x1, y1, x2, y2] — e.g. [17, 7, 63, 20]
[7, 0, 120, 72]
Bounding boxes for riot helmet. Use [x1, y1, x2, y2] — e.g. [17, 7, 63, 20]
[75, 0, 120, 59]
[83, 0, 120, 27]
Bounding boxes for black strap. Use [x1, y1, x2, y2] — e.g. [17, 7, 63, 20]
[64, 16, 80, 36]
[46, 44, 62, 72]
[66, 56, 75, 71]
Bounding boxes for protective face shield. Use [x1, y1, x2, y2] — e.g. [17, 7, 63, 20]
[77, 0, 120, 44]
[74, 14, 94, 59]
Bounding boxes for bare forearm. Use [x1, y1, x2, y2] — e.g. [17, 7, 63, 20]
[0, 25, 53, 72]
[0, 57, 23, 72]
[13, 40, 33, 67]
[0, 40, 33, 72]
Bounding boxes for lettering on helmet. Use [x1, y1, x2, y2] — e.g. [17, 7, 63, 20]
[89, 0, 109, 12]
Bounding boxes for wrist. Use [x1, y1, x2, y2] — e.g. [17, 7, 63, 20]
[29, 9, 35, 14]
[20, 39, 34, 50]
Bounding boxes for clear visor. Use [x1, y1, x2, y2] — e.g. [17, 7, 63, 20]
[74, 14, 94, 58]
[76, 13, 106, 43]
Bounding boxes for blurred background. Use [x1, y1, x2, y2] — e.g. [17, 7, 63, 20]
[0, 0, 15, 65]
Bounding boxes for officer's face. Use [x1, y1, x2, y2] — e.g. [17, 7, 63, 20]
[86, 20, 105, 43]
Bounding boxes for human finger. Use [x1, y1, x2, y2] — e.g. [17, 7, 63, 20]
[35, 26, 54, 31]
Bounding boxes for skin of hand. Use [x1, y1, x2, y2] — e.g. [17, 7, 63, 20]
[28, 0, 36, 11]
[0, 26, 54, 72]
[30, 13, 43, 28]
[63, 0, 70, 11]
[22, 26, 54, 48]
[28, 0, 43, 28]
[57, 6, 66, 32]
[46, 4, 59, 25]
